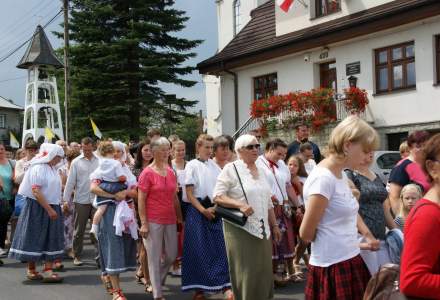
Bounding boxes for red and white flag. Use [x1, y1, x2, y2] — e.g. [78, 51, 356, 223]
[277, 0, 294, 12]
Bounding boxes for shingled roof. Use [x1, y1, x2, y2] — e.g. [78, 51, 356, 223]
[17, 25, 63, 69]
[198, 0, 440, 74]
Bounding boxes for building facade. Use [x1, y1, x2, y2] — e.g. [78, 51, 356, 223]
[0, 96, 23, 145]
[199, 0, 440, 150]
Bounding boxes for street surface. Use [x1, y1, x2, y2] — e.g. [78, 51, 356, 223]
[0, 236, 305, 300]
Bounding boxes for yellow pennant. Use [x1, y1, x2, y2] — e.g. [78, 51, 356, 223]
[9, 132, 20, 148]
[90, 118, 103, 139]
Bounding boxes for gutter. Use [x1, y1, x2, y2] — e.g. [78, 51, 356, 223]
[224, 70, 239, 131]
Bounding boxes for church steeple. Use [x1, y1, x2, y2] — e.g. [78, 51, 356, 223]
[17, 25, 63, 69]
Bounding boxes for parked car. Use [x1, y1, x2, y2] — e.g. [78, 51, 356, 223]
[371, 151, 401, 185]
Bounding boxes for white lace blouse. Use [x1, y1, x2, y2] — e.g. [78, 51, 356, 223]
[213, 159, 273, 240]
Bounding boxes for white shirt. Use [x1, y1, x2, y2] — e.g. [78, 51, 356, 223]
[18, 163, 62, 205]
[304, 159, 317, 176]
[185, 158, 221, 201]
[90, 158, 125, 182]
[256, 156, 290, 204]
[63, 153, 100, 204]
[172, 161, 188, 203]
[303, 166, 360, 267]
[214, 160, 273, 239]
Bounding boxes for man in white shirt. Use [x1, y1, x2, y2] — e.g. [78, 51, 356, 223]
[63, 137, 99, 266]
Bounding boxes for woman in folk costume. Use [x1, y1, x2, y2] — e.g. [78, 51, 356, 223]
[256, 138, 301, 285]
[182, 134, 233, 300]
[9, 143, 65, 283]
[92, 141, 138, 300]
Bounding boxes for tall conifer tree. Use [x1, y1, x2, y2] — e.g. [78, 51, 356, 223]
[64, 0, 201, 140]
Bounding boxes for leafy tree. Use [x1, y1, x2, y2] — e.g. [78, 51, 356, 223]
[57, 0, 201, 141]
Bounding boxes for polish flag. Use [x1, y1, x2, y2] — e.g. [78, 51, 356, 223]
[277, 0, 294, 12]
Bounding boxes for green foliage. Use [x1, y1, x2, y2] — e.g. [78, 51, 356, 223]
[56, 0, 201, 141]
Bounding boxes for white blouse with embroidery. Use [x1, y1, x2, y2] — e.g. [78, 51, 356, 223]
[213, 160, 273, 240]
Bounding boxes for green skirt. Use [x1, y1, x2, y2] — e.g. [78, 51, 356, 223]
[223, 221, 274, 300]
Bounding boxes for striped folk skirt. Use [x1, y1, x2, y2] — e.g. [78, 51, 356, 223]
[271, 205, 295, 260]
[181, 205, 231, 292]
[98, 203, 137, 275]
[305, 254, 371, 300]
[9, 196, 64, 262]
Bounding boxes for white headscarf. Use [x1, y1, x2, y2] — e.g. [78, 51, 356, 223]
[30, 143, 64, 166]
[112, 141, 127, 163]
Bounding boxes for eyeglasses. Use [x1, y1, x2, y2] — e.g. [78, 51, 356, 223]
[244, 144, 260, 150]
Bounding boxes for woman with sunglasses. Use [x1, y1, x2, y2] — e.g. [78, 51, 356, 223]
[182, 134, 232, 300]
[214, 134, 281, 300]
[388, 131, 431, 215]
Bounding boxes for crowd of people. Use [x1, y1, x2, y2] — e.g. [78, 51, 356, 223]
[0, 115, 439, 300]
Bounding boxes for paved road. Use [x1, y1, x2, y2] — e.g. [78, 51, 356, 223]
[0, 237, 305, 300]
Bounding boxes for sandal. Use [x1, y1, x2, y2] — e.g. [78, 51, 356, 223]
[293, 263, 304, 278]
[273, 274, 288, 288]
[26, 269, 43, 281]
[135, 273, 147, 285]
[42, 269, 63, 283]
[101, 275, 113, 294]
[111, 289, 127, 300]
[53, 261, 64, 271]
[145, 283, 153, 293]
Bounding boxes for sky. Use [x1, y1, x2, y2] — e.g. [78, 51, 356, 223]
[0, 0, 218, 115]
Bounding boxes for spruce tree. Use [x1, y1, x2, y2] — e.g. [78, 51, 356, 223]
[62, 0, 201, 141]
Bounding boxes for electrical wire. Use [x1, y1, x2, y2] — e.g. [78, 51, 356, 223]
[0, 3, 61, 55]
[0, 9, 63, 64]
[0, 76, 27, 84]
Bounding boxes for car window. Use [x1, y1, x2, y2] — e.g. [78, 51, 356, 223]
[376, 153, 401, 169]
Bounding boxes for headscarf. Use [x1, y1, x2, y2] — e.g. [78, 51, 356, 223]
[112, 141, 127, 164]
[29, 143, 64, 166]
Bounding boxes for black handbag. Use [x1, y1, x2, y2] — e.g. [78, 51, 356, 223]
[214, 163, 248, 226]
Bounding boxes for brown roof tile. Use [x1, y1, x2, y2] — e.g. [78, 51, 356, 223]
[198, 0, 440, 74]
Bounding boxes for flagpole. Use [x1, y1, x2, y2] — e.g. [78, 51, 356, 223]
[63, 0, 70, 143]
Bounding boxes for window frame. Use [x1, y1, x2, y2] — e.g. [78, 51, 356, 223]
[374, 41, 416, 94]
[0, 114, 5, 129]
[315, 0, 341, 18]
[233, 0, 242, 36]
[253, 73, 278, 101]
[436, 35, 440, 85]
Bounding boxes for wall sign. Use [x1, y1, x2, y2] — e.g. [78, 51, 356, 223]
[319, 51, 329, 60]
[346, 62, 361, 75]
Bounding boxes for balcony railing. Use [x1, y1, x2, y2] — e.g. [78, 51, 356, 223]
[233, 97, 373, 139]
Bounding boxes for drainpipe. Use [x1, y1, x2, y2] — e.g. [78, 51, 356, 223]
[224, 70, 239, 131]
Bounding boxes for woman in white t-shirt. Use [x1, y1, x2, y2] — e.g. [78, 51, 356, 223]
[300, 116, 380, 300]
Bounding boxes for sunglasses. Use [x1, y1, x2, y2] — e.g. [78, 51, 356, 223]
[245, 144, 260, 150]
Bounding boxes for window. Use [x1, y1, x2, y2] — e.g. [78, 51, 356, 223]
[436, 35, 440, 84]
[316, 0, 341, 18]
[0, 115, 5, 129]
[233, 0, 242, 36]
[253, 73, 278, 100]
[375, 41, 416, 94]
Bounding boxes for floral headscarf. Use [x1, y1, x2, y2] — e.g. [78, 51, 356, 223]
[112, 141, 127, 164]
[30, 143, 64, 166]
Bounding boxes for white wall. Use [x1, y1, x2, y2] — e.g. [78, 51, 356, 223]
[276, 0, 394, 37]
[219, 17, 440, 132]
[217, 0, 267, 50]
[204, 75, 223, 136]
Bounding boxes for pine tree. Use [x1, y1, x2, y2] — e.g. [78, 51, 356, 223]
[60, 0, 201, 141]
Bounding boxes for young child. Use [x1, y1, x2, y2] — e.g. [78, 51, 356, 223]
[90, 142, 127, 236]
[394, 183, 423, 231]
[299, 143, 316, 175]
[287, 155, 309, 280]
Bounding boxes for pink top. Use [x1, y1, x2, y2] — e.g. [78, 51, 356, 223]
[138, 166, 177, 224]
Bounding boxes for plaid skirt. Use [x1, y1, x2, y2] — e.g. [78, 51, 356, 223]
[305, 254, 371, 300]
[9, 196, 64, 262]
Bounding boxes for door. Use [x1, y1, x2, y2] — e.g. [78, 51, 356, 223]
[320, 61, 337, 91]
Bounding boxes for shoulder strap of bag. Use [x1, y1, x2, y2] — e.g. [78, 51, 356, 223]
[261, 158, 287, 200]
[233, 163, 249, 205]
